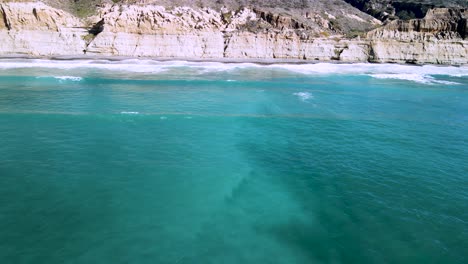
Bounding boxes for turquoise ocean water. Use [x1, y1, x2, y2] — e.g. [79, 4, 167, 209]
[0, 59, 467, 263]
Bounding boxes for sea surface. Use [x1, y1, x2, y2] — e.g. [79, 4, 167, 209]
[0, 59, 467, 263]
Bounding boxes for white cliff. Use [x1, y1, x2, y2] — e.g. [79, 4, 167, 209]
[0, 2, 87, 56]
[367, 8, 467, 64]
[0, 2, 466, 65]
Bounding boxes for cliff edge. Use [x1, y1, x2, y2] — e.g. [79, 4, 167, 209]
[0, 1, 466, 65]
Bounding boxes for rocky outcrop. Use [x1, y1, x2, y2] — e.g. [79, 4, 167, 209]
[223, 32, 369, 61]
[0, 2, 466, 65]
[344, 0, 396, 21]
[368, 8, 467, 41]
[85, 5, 234, 57]
[0, 2, 86, 56]
[344, 0, 467, 21]
[367, 8, 467, 64]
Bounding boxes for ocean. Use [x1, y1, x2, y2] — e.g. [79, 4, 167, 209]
[0, 59, 467, 263]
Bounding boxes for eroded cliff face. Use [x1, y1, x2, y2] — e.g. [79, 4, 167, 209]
[0, 2, 466, 65]
[367, 8, 467, 64]
[85, 5, 232, 58]
[0, 2, 86, 56]
[83, 4, 370, 61]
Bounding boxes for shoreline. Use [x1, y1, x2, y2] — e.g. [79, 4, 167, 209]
[1, 3, 466, 67]
[0, 54, 345, 65]
[0, 54, 467, 67]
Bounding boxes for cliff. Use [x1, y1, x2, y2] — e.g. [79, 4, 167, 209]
[0, 2, 86, 55]
[0, 1, 466, 65]
[83, 4, 371, 61]
[344, 0, 466, 21]
[367, 8, 467, 64]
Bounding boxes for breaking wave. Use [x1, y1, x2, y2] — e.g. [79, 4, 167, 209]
[268, 63, 468, 78]
[370, 74, 461, 85]
[1, 59, 467, 84]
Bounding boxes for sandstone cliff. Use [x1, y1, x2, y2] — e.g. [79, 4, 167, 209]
[0, 2, 86, 55]
[344, 0, 466, 21]
[83, 4, 371, 61]
[367, 8, 467, 64]
[0, 1, 466, 65]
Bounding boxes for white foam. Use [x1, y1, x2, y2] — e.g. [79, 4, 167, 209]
[121, 111, 139, 115]
[430, 79, 461, 85]
[54, 76, 83, 81]
[194, 62, 260, 73]
[370, 74, 461, 85]
[35, 75, 83, 81]
[0, 59, 168, 73]
[266, 63, 467, 85]
[0, 59, 466, 84]
[294, 92, 314, 101]
[370, 74, 431, 84]
[268, 63, 468, 77]
[0, 59, 263, 74]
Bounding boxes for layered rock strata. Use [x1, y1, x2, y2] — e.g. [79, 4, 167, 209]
[0, 2, 86, 55]
[0, 2, 466, 65]
[368, 8, 467, 64]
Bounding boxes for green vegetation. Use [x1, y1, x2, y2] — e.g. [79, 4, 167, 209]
[33, 0, 465, 39]
[81, 33, 95, 43]
[344, 0, 467, 21]
[346, 30, 366, 38]
[396, 10, 416, 20]
[39, 0, 381, 36]
[222, 12, 232, 24]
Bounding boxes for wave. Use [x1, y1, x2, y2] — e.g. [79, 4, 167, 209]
[1, 59, 467, 84]
[121, 111, 139, 115]
[269, 63, 468, 77]
[54, 76, 83, 82]
[1, 59, 169, 73]
[35, 75, 83, 82]
[369, 74, 461, 85]
[294, 92, 314, 101]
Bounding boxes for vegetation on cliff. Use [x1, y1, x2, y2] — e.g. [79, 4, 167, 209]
[0, 0, 466, 64]
[36, 0, 380, 35]
[344, 0, 468, 21]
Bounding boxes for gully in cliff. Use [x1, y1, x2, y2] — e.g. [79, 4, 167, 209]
[0, 1, 466, 65]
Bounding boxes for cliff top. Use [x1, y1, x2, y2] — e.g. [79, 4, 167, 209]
[1, 0, 466, 38]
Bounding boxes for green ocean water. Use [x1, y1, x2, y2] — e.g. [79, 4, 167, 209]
[0, 60, 467, 263]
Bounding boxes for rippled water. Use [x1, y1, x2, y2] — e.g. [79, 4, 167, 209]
[0, 59, 467, 263]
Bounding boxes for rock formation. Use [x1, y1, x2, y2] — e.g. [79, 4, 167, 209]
[0, 2, 86, 56]
[367, 8, 467, 64]
[0, 1, 466, 65]
[344, 0, 466, 21]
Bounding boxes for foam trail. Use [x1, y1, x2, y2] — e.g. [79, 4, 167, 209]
[0, 59, 168, 73]
[370, 74, 461, 85]
[269, 63, 468, 78]
[54, 76, 83, 82]
[294, 92, 314, 101]
[0, 59, 467, 82]
[430, 79, 461, 85]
